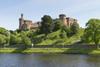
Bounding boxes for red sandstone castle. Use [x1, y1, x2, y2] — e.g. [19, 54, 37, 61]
[19, 14, 39, 30]
[19, 14, 78, 30]
[59, 14, 77, 27]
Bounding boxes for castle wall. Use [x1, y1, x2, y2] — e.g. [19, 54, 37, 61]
[19, 14, 39, 30]
[59, 14, 78, 27]
[19, 14, 78, 30]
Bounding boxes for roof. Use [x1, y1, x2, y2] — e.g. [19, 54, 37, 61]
[24, 20, 32, 22]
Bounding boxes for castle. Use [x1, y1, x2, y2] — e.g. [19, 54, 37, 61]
[19, 14, 39, 30]
[19, 14, 78, 30]
[59, 14, 77, 27]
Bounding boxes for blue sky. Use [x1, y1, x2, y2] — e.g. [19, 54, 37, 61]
[0, 0, 100, 30]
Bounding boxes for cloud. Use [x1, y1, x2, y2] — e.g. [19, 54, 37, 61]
[1, 0, 100, 29]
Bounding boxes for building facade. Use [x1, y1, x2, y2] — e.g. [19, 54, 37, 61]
[59, 14, 77, 27]
[19, 14, 39, 30]
[19, 14, 78, 30]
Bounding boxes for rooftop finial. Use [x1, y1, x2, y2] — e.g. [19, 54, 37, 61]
[21, 13, 23, 18]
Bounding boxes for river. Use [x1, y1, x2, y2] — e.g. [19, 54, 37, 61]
[0, 54, 100, 67]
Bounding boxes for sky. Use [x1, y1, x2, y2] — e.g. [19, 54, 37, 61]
[0, 0, 100, 30]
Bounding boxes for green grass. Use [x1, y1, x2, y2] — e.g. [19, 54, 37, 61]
[34, 29, 84, 45]
[0, 48, 69, 53]
[0, 48, 100, 55]
[0, 48, 16, 53]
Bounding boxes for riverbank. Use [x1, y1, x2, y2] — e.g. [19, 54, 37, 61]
[0, 48, 100, 55]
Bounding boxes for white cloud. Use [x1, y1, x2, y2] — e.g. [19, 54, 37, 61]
[1, 0, 100, 29]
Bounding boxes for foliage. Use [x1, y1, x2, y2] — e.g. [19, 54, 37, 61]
[53, 19, 63, 31]
[10, 34, 22, 45]
[70, 22, 79, 35]
[0, 15, 82, 48]
[0, 34, 7, 46]
[0, 27, 10, 47]
[20, 32, 32, 47]
[82, 19, 100, 48]
[0, 27, 9, 36]
[40, 15, 53, 35]
[60, 30, 67, 38]
[61, 26, 71, 37]
[36, 29, 83, 45]
[9, 31, 32, 47]
[47, 30, 61, 39]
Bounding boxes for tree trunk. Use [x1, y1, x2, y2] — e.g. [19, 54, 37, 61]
[96, 44, 99, 49]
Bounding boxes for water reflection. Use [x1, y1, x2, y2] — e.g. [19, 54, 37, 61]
[0, 54, 100, 67]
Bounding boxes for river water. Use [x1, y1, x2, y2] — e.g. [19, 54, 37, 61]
[0, 54, 100, 67]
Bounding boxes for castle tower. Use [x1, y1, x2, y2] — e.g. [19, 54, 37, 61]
[19, 13, 24, 29]
[59, 14, 67, 26]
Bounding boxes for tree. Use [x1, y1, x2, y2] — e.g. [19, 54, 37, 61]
[60, 30, 67, 38]
[83, 19, 100, 49]
[53, 19, 63, 31]
[0, 34, 7, 47]
[10, 34, 22, 46]
[40, 15, 53, 35]
[0, 27, 10, 47]
[0, 27, 9, 36]
[61, 26, 71, 37]
[20, 32, 32, 48]
[70, 22, 79, 35]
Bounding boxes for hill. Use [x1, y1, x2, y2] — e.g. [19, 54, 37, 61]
[33, 28, 84, 46]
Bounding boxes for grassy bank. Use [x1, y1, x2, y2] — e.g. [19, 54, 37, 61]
[0, 48, 100, 55]
[33, 29, 84, 45]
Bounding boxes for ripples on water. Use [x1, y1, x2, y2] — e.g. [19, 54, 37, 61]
[0, 53, 100, 67]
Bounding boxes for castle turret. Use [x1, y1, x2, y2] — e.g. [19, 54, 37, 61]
[19, 13, 24, 29]
[59, 14, 67, 26]
[59, 14, 66, 19]
[21, 13, 23, 19]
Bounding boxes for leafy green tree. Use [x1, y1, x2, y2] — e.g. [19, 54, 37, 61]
[0, 27, 9, 36]
[60, 30, 67, 38]
[62, 26, 71, 37]
[83, 19, 100, 48]
[0, 34, 7, 47]
[0, 27, 10, 47]
[53, 19, 63, 31]
[20, 32, 32, 48]
[70, 22, 79, 35]
[10, 31, 32, 48]
[40, 15, 53, 35]
[15, 29, 21, 33]
[10, 34, 22, 46]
